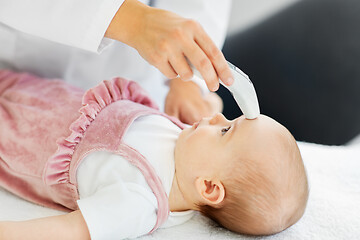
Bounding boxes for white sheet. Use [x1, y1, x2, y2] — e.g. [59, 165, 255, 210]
[1, 142, 360, 239]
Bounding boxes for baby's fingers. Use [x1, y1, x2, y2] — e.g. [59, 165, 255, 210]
[165, 102, 180, 119]
[179, 104, 202, 125]
[157, 61, 178, 80]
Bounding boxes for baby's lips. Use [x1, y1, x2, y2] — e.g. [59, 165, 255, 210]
[192, 121, 199, 129]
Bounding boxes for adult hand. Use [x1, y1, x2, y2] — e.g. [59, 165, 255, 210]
[105, 0, 233, 92]
[165, 77, 223, 125]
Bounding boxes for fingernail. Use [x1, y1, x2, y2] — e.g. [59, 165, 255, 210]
[227, 77, 234, 85]
[212, 84, 219, 92]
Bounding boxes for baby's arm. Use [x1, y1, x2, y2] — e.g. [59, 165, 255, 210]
[0, 210, 90, 240]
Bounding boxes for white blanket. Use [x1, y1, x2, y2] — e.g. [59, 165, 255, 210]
[1, 142, 359, 239]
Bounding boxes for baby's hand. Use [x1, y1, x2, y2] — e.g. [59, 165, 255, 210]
[165, 77, 223, 124]
[204, 91, 224, 116]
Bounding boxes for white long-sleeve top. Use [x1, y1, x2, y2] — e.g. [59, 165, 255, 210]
[0, 0, 231, 108]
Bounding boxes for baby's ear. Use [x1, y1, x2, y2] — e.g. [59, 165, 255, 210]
[195, 177, 225, 206]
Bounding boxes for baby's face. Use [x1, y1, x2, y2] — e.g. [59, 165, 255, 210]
[176, 113, 236, 173]
[175, 114, 251, 185]
[174, 113, 289, 198]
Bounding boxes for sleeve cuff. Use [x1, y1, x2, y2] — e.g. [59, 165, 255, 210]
[81, 0, 125, 53]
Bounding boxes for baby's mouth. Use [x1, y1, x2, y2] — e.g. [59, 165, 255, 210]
[192, 121, 199, 129]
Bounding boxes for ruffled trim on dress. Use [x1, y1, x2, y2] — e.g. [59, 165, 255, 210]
[43, 78, 159, 185]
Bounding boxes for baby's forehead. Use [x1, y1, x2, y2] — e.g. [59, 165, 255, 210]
[228, 115, 290, 156]
[232, 115, 285, 136]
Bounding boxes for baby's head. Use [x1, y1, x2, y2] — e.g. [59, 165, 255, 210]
[174, 114, 308, 235]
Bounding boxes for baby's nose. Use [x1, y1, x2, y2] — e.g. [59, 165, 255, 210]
[209, 113, 228, 125]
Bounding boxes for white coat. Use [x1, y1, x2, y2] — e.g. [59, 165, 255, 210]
[0, 0, 231, 108]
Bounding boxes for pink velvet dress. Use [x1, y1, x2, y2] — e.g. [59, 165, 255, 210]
[0, 70, 184, 233]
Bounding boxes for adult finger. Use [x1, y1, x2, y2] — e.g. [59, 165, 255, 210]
[168, 53, 193, 81]
[195, 28, 233, 86]
[183, 43, 219, 91]
[157, 61, 178, 80]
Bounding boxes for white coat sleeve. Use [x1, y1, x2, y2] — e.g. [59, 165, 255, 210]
[154, 0, 232, 93]
[0, 0, 125, 53]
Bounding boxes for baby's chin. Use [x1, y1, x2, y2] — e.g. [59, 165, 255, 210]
[174, 126, 190, 151]
[178, 125, 189, 136]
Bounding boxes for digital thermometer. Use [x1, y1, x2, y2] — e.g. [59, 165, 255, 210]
[190, 61, 260, 119]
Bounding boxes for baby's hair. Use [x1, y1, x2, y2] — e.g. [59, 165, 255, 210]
[198, 128, 309, 235]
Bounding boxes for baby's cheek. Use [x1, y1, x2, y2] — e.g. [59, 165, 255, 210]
[181, 127, 218, 153]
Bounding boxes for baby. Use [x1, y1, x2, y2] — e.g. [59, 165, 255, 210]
[0, 70, 308, 239]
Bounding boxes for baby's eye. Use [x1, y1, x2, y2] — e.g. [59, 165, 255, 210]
[221, 126, 231, 135]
